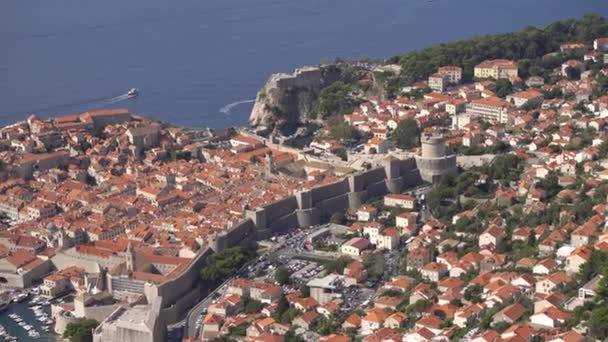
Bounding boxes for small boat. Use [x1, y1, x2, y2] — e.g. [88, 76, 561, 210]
[127, 88, 139, 97]
[13, 293, 28, 303]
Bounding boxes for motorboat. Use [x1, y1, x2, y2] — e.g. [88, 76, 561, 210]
[13, 293, 28, 303]
[127, 88, 139, 97]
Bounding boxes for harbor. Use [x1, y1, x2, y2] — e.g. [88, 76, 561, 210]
[0, 289, 57, 342]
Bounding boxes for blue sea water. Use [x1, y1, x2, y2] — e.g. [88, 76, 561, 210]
[1, 0, 607, 128]
[0, 298, 55, 341]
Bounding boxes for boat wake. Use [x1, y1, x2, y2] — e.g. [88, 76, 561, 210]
[16, 91, 136, 116]
[219, 99, 254, 115]
[99, 93, 134, 106]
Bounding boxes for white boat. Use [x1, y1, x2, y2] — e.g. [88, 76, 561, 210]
[13, 293, 28, 303]
[127, 88, 139, 97]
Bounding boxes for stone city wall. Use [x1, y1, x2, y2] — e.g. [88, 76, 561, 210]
[415, 155, 458, 183]
[240, 157, 423, 236]
[272, 67, 322, 89]
[149, 247, 213, 309]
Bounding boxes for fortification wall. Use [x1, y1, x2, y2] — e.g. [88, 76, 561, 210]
[415, 155, 458, 183]
[260, 196, 299, 224]
[310, 179, 350, 204]
[158, 284, 204, 326]
[296, 208, 321, 227]
[272, 67, 322, 89]
[82, 304, 122, 323]
[313, 193, 350, 219]
[348, 167, 386, 192]
[402, 169, 424, 188]
[267, 211, 299, 233]
[244, 157, 424, 242]
[210, 219, 254, 252]
[348, 191, 368, 209]
[55, 312, 78, 335]
[366, 179, 388, 198]
[151, 247, 212, 309]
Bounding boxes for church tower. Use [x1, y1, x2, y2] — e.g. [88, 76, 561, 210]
[265, 152, 274, 180]
[126, 242, 135, 272]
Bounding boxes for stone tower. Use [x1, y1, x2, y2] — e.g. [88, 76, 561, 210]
[415, 132, 458, 183]
[265, 152, 274, 180]
[126, 241, 135, 272]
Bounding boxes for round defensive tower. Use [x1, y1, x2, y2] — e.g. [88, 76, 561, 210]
[421, 133, 447, 158]
[415, 132, 458, 183]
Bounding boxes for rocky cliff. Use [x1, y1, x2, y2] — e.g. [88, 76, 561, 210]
[249, 64, 384, 132]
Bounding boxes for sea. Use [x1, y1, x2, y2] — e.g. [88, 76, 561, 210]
[1, 0, 608, 129]
[0, 295, 55, 341]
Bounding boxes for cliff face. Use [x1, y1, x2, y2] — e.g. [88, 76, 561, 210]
[249, 64, 383, 131]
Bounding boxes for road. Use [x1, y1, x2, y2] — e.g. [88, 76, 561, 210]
[184, 278, 229, 338]
[183, 234, 298, 339]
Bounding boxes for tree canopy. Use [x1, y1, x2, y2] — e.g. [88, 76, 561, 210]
[63, 319, 98, 342]
[391, 119, 421, 150]
[274, 266, 290, 285]
[201, 247, 253, 284]
[383, 15, 608, 96]
[317, 82, 356, 118]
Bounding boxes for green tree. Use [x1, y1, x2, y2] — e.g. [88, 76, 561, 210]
[299, 284, 311, 298]
[329, 122, 357, 141]
[527, 229, 536, 247]
[588, 307, 608, 340]
[564, 66, 581, 80]
[201, 247, 253, 284]
[63, 319, 98, 342]
[389, 15, 608, 88]
[318, 82, 355, 118]
[243, 296, 264, 313]
[316, 316, 341, 335]
[285, 329, 305, 342]
[363, 253, 386, 280]
[405, 299, 431, 316]
[335, 148, 347, 161]
[275, 266, 290, 285]
[596, 270, 608, 299]
[391, 119, 421, 150]
[464, 284, 484, 303]
[495, 79, 513, 98]
[493, 321, 511, 333]
[324, 256, 352, 274]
